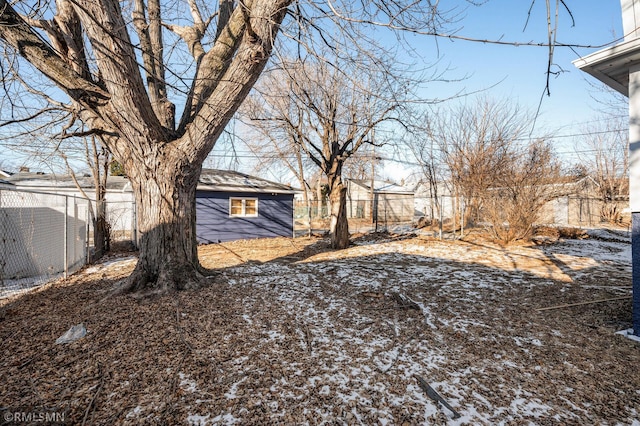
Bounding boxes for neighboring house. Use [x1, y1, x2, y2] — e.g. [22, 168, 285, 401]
[4, 168, 299, 244]
[345, 179, 414, 223]
[410, 176, 617, 226]
[196, 169, 298, 243]
[536, 176, 605, 226]
[412, 181, 456, 221]
[4, 169, 135, 236]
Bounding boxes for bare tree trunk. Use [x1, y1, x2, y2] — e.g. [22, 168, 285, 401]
[328, 176, 349, 249]
[93, 138, 110, 256]
[94, 199, 108, 254]
[120, 162, 203, 293]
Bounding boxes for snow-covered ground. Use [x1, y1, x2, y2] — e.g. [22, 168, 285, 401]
[176, 234, 636, 424]
[1, 232, 636, 424]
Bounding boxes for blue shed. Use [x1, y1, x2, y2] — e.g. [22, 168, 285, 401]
[196, 169, 297, 243]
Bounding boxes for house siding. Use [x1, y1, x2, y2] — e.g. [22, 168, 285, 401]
[376, 195, 414, 222]
[196, 191, 294, 243]
[346, 180, 414, 222]
[346, 182, 373, 219]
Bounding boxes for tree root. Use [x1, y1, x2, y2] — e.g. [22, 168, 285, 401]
[115, 261, 211, 296]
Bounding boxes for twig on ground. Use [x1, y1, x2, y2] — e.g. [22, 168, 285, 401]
[414, 375, 461, 419]
[18, 344, 54, 369]
[391, 292, 421, 310]
[161, 352, 187, 421]
[536, 296, 632, 311]
[29, 376, 46, 407]
[375, 329, 421, 374]
[304, 325, 313, 355]
[216, 242, 249, 263]
[175, 301, 195, 353]
[82, 367, 104, 426]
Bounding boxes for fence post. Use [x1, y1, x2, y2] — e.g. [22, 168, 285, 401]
[460, 197, 465, 239]
[72, 196, 77, 268]
[86, 202, 91, 264]
[132, 199, 138, 248]
[372, 194, 378, 232]
[307, 198, 312, 237]
[439, 195, 443, 240]
[64, 195, 68, 280]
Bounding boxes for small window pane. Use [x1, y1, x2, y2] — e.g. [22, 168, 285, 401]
[230, 199, 243, 215]
[245, 199, 257, 215]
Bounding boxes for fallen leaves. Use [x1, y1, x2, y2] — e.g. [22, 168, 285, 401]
[0, 233, 637, 424]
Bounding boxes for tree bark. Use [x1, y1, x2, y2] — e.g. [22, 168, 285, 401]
[94, 200, 108, 255]
[0, 0, 285, 294]
[120, 159, 204, 293]
[328, 176, 349, 249]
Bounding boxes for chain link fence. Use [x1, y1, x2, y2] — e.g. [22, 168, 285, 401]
[0, 188, 89, 299]
[294, 196, 415, 235]
[295, 194, 631, 238]
[416, 194, 630, 228]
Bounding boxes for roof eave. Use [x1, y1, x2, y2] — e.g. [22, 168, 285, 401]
[196, 184, 297, 194]
[573, 38, 640, 97]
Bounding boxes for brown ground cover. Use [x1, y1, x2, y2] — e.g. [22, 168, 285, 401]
[0, 230, 637, 424]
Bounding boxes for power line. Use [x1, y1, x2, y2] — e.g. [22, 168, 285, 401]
[0, 124, 627, 166]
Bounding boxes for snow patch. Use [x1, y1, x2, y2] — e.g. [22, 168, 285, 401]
[186, 414, 211, 425]
[179, 372, 198, 393]
[616, 329, 640, 343]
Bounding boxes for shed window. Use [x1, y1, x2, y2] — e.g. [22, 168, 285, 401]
[229, 197, 258, 217]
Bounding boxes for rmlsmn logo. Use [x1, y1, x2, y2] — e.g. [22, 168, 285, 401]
[1, 408, 66, 425]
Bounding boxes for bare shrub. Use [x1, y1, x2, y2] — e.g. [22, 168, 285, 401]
[557, 227, 589, 239]
[484, 140, 561, 244]
[533, 225, 560, 239]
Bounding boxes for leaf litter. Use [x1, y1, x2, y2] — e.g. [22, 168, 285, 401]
[0, 230, 638, 424]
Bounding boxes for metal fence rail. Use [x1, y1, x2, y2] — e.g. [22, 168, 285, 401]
[294, 197, 415, 235]
[295, 194, 631, 237]
[416, 194, 629, 228]
[0, 188, 89, 299]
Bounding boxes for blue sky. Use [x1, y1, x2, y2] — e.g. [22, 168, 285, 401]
[424, 1, 621, 106]
[0, 1, 627, 177]
[369, 0, 627, 180]
[416, 2, 623, 145]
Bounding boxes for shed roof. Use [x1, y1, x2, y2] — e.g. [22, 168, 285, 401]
[348, 179, 413, 195]
[5, 169, 298, 195]
[198, 169, 298, 194]
[5, 172, 132, 191]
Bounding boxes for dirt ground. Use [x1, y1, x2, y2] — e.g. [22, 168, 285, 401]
[0, 229, 638, 425]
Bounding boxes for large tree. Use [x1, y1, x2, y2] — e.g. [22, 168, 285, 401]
[0, 0, 564, 292]
[0, 0, 459, 292]
[245, 54, 413, 248]
[0, 0, 290, 292]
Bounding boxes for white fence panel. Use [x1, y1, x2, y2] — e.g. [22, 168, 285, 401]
[0, 188, 88, 298]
